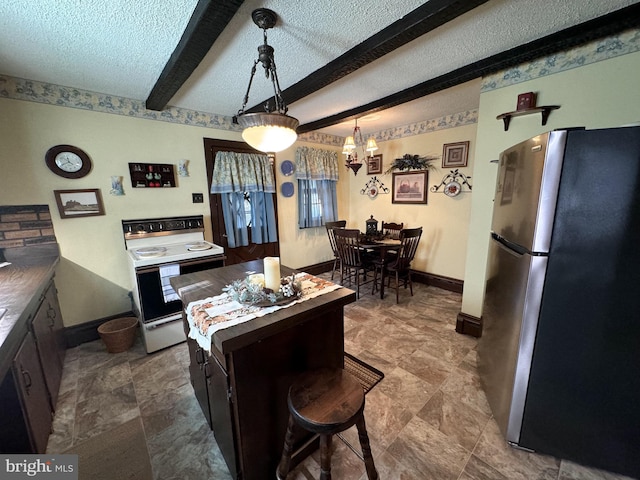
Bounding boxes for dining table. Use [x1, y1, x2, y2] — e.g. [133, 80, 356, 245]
[359, 234, 402, 299]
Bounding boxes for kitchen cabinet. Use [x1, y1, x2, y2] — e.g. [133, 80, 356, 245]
[206, 347, 237, 479]
[185, 334, 212, 426]
[172, 260, 355, 480]
[184, 320, 238, 477]
[12, 331, 52, 453]
[0, 245, 65, 453]
[31, 281, 66, 408]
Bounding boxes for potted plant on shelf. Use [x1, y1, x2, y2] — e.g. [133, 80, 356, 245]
[384, 154, 439, 174]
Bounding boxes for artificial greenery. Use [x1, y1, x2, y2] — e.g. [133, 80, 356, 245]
[223, 274, 302, 305]
[384, 153, 439, 174]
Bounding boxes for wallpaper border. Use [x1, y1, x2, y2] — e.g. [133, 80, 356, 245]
[2, 28, 637, 145]
[482, 27, 640, 92]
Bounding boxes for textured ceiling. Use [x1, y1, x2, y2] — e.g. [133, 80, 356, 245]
[1, 0, 639, 138]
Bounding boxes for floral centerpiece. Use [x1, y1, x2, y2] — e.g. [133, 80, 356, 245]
[384, 153, 438, 174]
[222, 273, 302, 306]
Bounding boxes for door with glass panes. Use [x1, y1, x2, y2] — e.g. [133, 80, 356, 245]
[204, 138, 280, 265]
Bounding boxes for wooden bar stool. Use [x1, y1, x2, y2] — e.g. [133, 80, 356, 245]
[276, 368, 379, 480]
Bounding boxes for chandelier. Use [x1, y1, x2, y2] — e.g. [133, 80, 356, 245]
[234, 9, 299, 153]
[342, 119, 378, 175]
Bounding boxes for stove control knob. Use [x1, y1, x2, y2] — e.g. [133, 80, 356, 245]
[135, 224, 146, 233]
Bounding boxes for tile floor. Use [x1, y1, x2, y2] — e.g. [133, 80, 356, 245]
[46, 276, 636, 480]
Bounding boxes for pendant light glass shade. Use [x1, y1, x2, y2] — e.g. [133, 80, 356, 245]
[342, 136, 356, 153]
[238, 113, 299, 153]
[366, 136, 379, 153]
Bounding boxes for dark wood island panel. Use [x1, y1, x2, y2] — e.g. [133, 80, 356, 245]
[171, 260, 356, 480]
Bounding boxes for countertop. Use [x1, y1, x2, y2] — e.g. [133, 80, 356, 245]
[0, 244, 60, 374]
[170, 259, 356, 355]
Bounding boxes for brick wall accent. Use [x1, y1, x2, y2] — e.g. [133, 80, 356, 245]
[0, 205, 56, 248]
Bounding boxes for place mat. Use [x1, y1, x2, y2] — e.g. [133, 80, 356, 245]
[344, 352, 385, 393]
[186, 272, 342, 353]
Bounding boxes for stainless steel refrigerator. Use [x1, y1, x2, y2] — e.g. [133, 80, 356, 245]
[478, 126, 640, 479]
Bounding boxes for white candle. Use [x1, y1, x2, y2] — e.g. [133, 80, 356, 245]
[263, 257, 281, 292]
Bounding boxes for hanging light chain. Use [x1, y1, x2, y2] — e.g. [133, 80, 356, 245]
[238, 25, 288, 117]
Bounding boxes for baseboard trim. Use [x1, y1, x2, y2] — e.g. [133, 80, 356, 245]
[301, 262, 463, 294]
[302, 260, 335, 276]
[65, 311, 135, 347]
[455, 312, 482, 338]
[411, 271, 463, 293]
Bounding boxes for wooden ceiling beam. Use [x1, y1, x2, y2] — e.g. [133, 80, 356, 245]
[245, 0, 490, 114]
[297, 2, 640, 134]
[145, 0, 244, 111]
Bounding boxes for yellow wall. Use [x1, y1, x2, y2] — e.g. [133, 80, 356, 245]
[0, 99, 228, 326]
[0, 99, 350, 327]
[271, 142, 349, 269]
[461, 50, 640, 318]
[346, 123, 477, 280]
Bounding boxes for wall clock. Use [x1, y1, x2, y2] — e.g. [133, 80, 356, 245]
[45, 144, 92, 179]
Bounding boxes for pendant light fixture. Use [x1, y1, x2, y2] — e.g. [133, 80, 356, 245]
[234, 9, 299, 153]
[343, 119, 378, 175]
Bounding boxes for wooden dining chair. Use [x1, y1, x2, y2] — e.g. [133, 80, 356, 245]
[325, 220, 347, 280]
[384, 227, 422, 303]
[381, 222, 403, 239]
[333, 228, 375, 299]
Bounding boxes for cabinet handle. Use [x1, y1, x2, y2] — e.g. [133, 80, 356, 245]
[195, 347, 204, 366]
[21, 368, 32, 395]
[203, 361, 211, 382]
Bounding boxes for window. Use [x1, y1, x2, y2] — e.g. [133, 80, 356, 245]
[295, 147, 339, 229]
[298, 179, 337, 228]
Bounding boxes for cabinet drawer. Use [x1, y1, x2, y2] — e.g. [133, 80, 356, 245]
[13, 331, 52, 453]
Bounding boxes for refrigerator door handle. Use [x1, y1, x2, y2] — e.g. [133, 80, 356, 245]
[492, 232, 529, 256]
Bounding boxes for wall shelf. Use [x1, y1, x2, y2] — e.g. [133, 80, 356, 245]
[497, 105, 560, 131]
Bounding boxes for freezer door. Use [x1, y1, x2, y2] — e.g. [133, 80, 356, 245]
[478, 235, 548, 444]
[492, 131, 566, 253]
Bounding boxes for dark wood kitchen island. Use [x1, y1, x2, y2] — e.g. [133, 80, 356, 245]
[170, 260, 355, 480]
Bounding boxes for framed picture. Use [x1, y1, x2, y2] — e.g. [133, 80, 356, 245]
[442, 141, 470, 168]
[367, 154, 382, 175]
[392, 171, 428, 204]
[54, 189, 105, 219]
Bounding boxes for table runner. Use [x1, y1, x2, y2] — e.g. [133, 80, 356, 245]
[185, 272, 342, 353]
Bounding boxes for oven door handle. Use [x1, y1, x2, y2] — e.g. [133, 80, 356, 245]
[145, 317, 182, 330]
[135, 255, 224, 274]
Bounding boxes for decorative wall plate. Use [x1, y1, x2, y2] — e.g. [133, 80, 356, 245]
[281, 182, 294, 197]
[431, 169, 472, 196]
[280, 160, 295, 176]
[367, 185, 379, 198]
[444, 181, 461, 197]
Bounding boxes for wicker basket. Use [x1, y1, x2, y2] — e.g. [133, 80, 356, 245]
[98, 317, 138, 353]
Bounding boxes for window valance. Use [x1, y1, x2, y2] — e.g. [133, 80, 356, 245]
[294, 147, 339, 181]
[210, 151, 276, 193]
